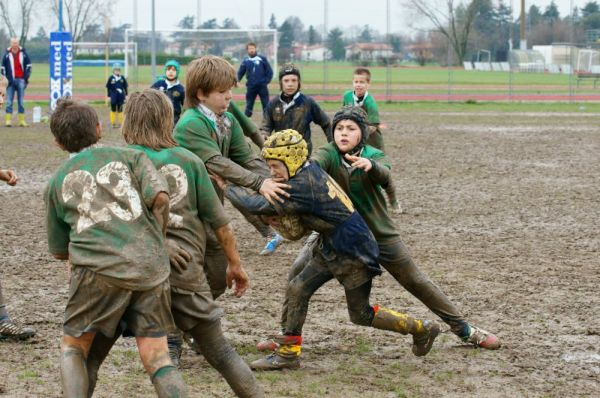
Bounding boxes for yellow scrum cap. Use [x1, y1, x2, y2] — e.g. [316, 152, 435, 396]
[261, 129, 308, 178]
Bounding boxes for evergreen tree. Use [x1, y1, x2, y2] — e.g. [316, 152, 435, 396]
[327, 28, 345, 61]
[359, 25, 373, 42]
[268, 13, 278, 29]
[308, 25, 321, 45]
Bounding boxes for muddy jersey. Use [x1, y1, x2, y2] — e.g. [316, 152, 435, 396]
[312, 143, 401, 244]
[261, 93, 331, 154]
[225, 162, 380, 276]
[174, 108, 257, 166]
[45, 147, 170, 290]
[342, 90, 380, 125]
[129, 145, 230, 292]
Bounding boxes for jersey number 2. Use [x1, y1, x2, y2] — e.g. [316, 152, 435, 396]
[62, 162, 143, 233]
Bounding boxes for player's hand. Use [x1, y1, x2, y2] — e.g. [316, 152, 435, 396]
[259, 178, 291, 205]
[344, 154, 372, 172]
[379, 123, 387, 130]
[0, 169, 18, 185]
[209, 172, 228, 190]
[165, 239, 191, 273]
[226, 264, 249, 298]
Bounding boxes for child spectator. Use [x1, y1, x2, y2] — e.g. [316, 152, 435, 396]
[46, 99, 187, 396]
[261, 63, 331, 154]
[105, 63, 128, 128]
[342, 67, 402, 213]
[151, 60, 185, 125]
[214, 130, 441, 370]
[0, 168, 35, 341]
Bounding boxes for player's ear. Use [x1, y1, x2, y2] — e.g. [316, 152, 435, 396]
[196, 88, 206, 101]
[54, 139, 66, 151]
[96, 122, 102, 140]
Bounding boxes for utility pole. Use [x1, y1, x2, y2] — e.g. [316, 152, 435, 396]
[197, 0, 202, 27]
[151, 0, 156, 80]
[323, 0, 328, 93]
[58, 0, 63, 31]
[260, 0, 265, 29]
[520, 0, 527, 50]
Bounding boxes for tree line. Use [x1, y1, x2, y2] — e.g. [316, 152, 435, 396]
[3, 0, 600, 65]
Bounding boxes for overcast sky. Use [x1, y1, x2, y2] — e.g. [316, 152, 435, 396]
[113, 0, 581, 34]
[30, 0, 583, 37]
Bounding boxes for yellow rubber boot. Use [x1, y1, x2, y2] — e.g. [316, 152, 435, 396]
[5, 113, 12, 127]
[371, 306, 441, 357]
[117, 112, 124, 126]
[18, 114, 28, 127]
[109, 111, 116, 127]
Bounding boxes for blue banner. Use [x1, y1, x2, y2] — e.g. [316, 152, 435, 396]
[49, 31, 73, 110]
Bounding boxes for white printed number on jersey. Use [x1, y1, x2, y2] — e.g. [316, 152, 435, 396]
[158, 164, 188, 228]
[62, 162, 143, 233]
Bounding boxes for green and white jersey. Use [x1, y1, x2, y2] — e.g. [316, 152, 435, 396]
[312, 142, 400, 244]
[130, 145, 230, 292]
[342, 90, 381, 125]
[174, 108, 257, 165]
[45, 147, 170, 291]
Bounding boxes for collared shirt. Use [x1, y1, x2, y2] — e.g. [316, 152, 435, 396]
[279, 91, 301, 114]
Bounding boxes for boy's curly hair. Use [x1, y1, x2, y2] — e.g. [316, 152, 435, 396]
[184, 55, 237, 109]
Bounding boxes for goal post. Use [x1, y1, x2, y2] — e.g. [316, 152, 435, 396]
[124, 28, 278, 89]
[72, 42, 138, 84]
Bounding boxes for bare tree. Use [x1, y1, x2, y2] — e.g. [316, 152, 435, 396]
[49, 0, 115, 43]
[404, 0, 480, 64]
[0, 0, 35, 46]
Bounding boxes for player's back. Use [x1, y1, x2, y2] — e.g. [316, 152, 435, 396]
[46, 146, 170, 291]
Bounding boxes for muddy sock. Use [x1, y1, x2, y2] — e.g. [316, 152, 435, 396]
[151, 365, 188, 398]
[371, 306, 424, 335]
[191, 321, 263, 398]
[86, 332, 119, 398]
[61, 346, 89, 398]
[456, 323, 472, 340]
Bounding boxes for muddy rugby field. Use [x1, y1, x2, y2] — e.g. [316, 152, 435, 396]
[0, 106, 598, 397]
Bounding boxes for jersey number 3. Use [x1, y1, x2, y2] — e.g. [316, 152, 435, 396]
[62, 162, 143, 233]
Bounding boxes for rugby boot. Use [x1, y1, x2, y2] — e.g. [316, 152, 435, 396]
[109, 111, 116, 128]
[4, 114, 11, 127]
[0, 317, 35, 340]
[389, 200, 404, 215]
[371, 306, 440, 357]
[183, 332, 202, 354]
[463, 325, 501, 350]
[18, 114, 28, 127]
[259, 233, 283, 256]
[251, 335, 301, 370]
[117, 112, 124, 127]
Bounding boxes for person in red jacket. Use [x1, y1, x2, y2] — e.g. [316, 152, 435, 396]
[1, 38, 32, 127]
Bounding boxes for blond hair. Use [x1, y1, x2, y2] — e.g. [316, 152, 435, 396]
[184, 55, 237, 109]
[122, 89, 176, 150]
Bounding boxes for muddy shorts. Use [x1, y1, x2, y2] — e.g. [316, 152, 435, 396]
[313, 244, 373, 290]
[170, 287, 223, 332]
[64, 267, 175, 339]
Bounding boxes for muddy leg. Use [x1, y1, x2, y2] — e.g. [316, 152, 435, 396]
[190, 320, 263, 397]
